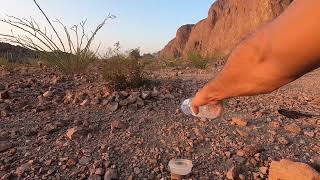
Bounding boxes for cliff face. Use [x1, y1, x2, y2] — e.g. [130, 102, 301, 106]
[161, 0, 293, 59]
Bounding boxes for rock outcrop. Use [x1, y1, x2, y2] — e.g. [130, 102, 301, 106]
[161, 24, 194, 59]
[161, 0, 293, 59]
[269, 159, 320, 180]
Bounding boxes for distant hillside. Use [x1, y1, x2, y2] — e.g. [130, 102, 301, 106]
[161, 0, 293, 59]
[0, 42, 38, 61]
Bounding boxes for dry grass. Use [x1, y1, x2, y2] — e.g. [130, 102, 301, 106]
[0, 0, 115, 74]
[102, 55, 146, 90]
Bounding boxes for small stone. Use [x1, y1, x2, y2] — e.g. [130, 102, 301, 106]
[43, 90, 53, 98]
[236, 150, 245, 157]
[104, 168, 118, 180]
[278, 137, 289, 145]
[44, 123, 58, 133]
[0, 90, 10, 100]
[66, 128, 76, 140]
[239, 174, 245, 180]
[95, 168, 105, 175]
[127, 175, 134, 180]
[89, 175, 102, 180]
[270, 120, 281, 129]
[231, 118, 248, 127]
[0, 141, 12, 153]
[141, 91, 151, 99]
[151, 87, 160, 97]
[80, 99, 89, 106]
[0, 84, 5, 90]
[259, 167, 268, 174]
[111, 120, 125, 130]
[236, 128, 249, 137]
[284, 123, 301, 135]
[134, 167, 141, 174]
[226, 166, 238, 180]
[225, 151, 231, 158]
[128, 103, 138, 112]
[304, 131, 315, 138]
[242, 145, 261, 157]
[79, 156, 91, 165]
[66, 159, 76, 167]
[45, 160, 53, 166]
[109, 102, 119, 112]
[15, 163, 30, 177]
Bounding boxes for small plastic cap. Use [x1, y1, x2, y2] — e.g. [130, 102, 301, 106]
[168, 159, 193, 176]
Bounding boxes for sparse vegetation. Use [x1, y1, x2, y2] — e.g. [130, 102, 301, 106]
[0, 57, 14, 70]
[0, 0, 115, 74]
[188, 51, 208, 69]
[102, 55, 145, 90]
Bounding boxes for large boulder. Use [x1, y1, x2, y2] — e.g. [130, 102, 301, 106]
[161, 0, 293, 60]
[269, 159, 320, 180]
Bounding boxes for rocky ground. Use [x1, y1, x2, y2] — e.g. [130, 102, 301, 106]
[0, 62, 320, 180]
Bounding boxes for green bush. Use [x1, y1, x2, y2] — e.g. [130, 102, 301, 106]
[102, 56, 145, 90]
[188, 51, 208, 69]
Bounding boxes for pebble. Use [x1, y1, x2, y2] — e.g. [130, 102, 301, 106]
[304, 131, 315, 138]
[43, 90, 53, 98]
[79, 156, 91, 165]
[278, 137, 289, 145]
[0, 141, 12, 153]
[111, 120, 125, 130]
[104, 168, 118, 180]
[226, 166, 237, 180]
[231, 118, 248, 127]
[284, 123, 301, 135]
[88, 174, 102, 180]
[0, 90, 10, 100]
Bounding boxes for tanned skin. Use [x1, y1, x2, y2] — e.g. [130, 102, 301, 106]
[192, 0, 320, 116]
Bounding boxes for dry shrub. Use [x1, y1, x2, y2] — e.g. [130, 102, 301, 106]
[188, 51, 208, 69]
[102, 55, 145, 90]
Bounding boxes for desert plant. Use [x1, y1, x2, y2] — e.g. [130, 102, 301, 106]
[0, 57, 15, 70]
[188, 51, 208, 69]
[0, 0, 115, 74]
[128, 48, 141, 60]
[102, 55, 145, 90]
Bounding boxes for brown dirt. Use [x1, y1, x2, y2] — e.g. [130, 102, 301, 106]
[0, 63, 319, 179]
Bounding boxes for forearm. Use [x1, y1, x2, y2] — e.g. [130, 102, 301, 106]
[201, 0, 320, 101]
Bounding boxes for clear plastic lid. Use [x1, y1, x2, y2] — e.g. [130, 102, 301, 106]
[168, 159, 193, 176]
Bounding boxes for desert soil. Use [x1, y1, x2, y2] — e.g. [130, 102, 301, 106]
[0, 63, 319, 180]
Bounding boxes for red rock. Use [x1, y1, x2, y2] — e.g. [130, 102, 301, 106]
[66, 159, 76, 167]
[43, 90, 53, 98]
[284, 123, 301, 135]
[236, 128, 249, 137]
[231, 118, 248, 127]
[0, 141, 12, 153]
[161, 0, 292, 59]
[278, 137, 289, 145]
[304, 131, 315, 138]
[160, 24, 194, 59]
[0, 90, 10, 100]
[269, 159, 320, 180]
[259, 167, 268, 175]
[226, 166, 238, 180]
[66, 128, 77, 140]
[111, 120, 125, 130]
[104, 169, 118, 180]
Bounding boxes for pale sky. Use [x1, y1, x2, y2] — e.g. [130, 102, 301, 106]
[0, 0, 214, 54]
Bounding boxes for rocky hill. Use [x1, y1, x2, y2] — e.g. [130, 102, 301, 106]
[0, 42, 38, 61]
[161, 0, 293, 59]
